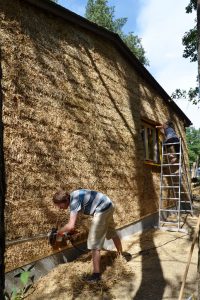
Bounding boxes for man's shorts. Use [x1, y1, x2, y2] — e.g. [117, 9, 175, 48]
[87, 205, 117, 250]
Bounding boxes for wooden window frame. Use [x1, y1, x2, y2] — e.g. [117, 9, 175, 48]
[141, 121, 161, 164]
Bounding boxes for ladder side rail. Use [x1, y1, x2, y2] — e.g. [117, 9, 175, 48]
[160, 140, 180, 228]
[165, 141, 178, 203]
[181, 141, 193, 214]
[165, 143, 176, 202]
[159, 141, 164, 227]
[159, 137, 193, 232]
[177, 138, 182, 231]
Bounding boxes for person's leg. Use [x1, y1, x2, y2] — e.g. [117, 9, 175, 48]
[92, 249, 101, 273]
[83, 249, 101, 282]
[169, 145, 176, 155]
[169, 145, 177, 163]
[87, 211, 108, 279]
[167, 138, 180, 163]
[105, 206, 123, 254]
[112, 235, 122, 254]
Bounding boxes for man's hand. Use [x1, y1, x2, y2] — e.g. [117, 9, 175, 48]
[58, 212, 78, 234]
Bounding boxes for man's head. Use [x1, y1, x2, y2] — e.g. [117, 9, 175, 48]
[53, 189, 70, 209]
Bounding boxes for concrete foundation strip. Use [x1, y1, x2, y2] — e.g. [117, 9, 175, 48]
[178, 214, 200, 300]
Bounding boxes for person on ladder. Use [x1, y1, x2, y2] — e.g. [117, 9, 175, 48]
[156, 120, 180, 163]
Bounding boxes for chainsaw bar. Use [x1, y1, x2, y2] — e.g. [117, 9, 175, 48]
[6, 228, 72, 246]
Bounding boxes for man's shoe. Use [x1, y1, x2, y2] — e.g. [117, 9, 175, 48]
[121, 252, 132, 261]
[83, 273, 101, 283]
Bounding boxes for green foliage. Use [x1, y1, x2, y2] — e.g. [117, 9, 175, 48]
[185, 0, 197, 13]
[85, 0, 149, 66]
[85, 0, 126, 32]
[171, 87, 199, 104]
[182, 26, 197, 62]
[172, 1, 199, 104]
[186, 127, 200, 165]
[4, 265, 35, 300]
[121, 32, 148, 66]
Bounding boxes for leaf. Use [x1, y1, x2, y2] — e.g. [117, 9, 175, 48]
[20, 271, 30, 286]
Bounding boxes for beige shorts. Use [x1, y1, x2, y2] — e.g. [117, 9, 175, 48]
[87, 205, 117, 250]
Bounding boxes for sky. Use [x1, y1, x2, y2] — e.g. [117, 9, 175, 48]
[58, 0, 199, 129]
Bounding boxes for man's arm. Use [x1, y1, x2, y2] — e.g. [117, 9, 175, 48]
[58, 212, 78, 234]
[156, 125, 164, 135]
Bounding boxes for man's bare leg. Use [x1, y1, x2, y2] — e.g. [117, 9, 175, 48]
[92, 249, 101, 273]
[112, 235, 122, 254]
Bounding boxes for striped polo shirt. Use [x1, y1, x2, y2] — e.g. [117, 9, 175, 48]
[69, 189, 112, 215]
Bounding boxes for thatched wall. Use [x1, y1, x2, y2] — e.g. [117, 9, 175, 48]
[0, 0, 188, 271]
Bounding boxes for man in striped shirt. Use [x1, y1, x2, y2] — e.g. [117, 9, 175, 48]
[52, 189, 122, 282]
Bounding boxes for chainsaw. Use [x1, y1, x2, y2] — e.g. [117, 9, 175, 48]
[6, 228, 76, 249]
[47, 227, 75, 250]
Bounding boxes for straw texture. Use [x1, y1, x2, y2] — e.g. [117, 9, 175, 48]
[0, 0, 188, 271]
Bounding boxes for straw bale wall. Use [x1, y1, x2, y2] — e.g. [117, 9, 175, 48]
[0, 0, 188, 271]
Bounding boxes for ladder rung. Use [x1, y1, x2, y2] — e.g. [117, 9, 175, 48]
[162, 163, 181, 166]
[160, 209, 179, 212]
[163, 153, 180, 155]
[161, 197, 179, 200]
[161, 200, 192, 203]
[180, 201, 192, 203]
[163, 190, 190, 194]
[159, 220, 179, 224]
[159, 227, 188, 233]
[162, 174, 180, 177]
[161, 186, 179, 188]
[163, 142, 180, 145]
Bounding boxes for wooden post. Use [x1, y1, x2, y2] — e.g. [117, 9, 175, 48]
[197, 1, 200, 298]
[178, 215, 200, 300]
[198, 0, 200, 98]
[0, 48, 6, 298]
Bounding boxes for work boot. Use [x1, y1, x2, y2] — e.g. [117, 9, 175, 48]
[121, 252, 132, 261]
[83, 273, 101, 283]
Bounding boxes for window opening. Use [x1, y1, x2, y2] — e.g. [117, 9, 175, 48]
[141, 122, 160, 163]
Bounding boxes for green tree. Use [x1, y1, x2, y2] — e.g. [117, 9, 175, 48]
[186, 127, 200, 165]
[171, 0, 199, 104]
[183, 0, 197, 62]
[85, 0, 149, 66]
